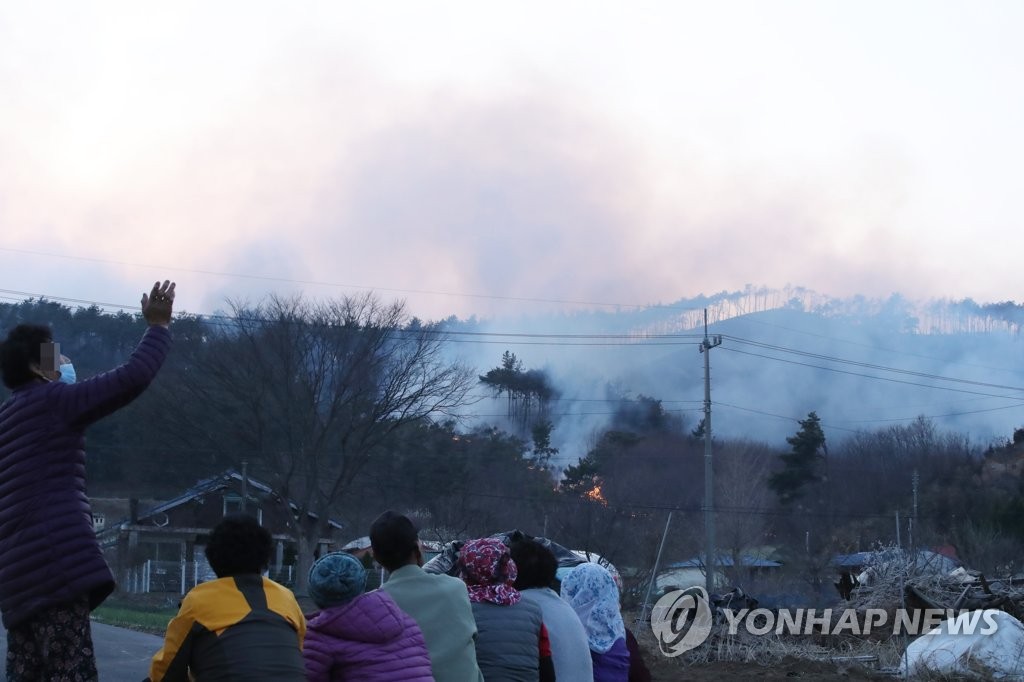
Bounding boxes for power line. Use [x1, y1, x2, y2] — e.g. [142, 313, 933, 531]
[724, 335, 1024, 392]
[715, 399, 1024, 432]
[0, 247, 690, 311]
[720, 346, 1024, 401]
[456, 408, 703, 419]
[5, 286, 1023, 424]
[727, 310, 1024, 376]
[0, 287, 706, 346]
[0, 284, 1015, 390]
[837, 401, 1024, 424]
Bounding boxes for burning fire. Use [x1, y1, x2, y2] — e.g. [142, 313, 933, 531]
[584, 482, 607, 506]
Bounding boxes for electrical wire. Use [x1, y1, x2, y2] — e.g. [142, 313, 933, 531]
[5, 285, 1024, 426]
[724, 335, 1024, 392]
[0, 247, 689, 311]
[720, 346, 1023, 401]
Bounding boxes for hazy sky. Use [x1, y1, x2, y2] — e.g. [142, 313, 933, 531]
[2, 1, 1022, 321]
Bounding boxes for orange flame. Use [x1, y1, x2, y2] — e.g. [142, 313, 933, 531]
[584, 483, 608, 506]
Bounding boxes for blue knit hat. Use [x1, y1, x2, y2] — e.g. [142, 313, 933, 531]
[308, 552, 367, 609]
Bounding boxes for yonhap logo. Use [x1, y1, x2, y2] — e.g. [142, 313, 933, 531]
[650, 587, 714, 656]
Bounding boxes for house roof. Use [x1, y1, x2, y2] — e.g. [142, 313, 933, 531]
[341, 536, 372, 552]
[100, 469, 344, 534]
[667, 554, 782, 569]
[833, 549, 960, 572]
[340, 536, 447, 556]
[833, 551, 882, 568]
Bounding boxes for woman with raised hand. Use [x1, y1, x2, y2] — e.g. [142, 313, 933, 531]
[0, 280, 175, 681]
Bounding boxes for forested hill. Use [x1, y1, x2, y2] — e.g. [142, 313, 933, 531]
[4, 291, 1024, 498]
[459, 285, 1024, 337]
[3, 295, 1024, 584]
[445, 288, 1024, 447]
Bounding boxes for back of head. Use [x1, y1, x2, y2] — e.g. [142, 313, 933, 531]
[1, 324, 52, 389]
[369, 510, 420, 572]
[457, 538, 521, 606]
[457, 538, 516, 588]
[561, 562, 618, 608]
[561, 562, 626, 653]
[308, 552, 367, 609]
[510, 539, 558, 590]
[206, 514, 272, 578]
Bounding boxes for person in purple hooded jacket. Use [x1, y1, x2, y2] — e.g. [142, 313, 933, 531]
[0, 280, 175, 681]
[304, 551, 434, 682]
[561, 563, 631, 682]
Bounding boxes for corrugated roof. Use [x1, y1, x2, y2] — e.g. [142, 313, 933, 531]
[832, 549, 960, 572]
[668, 554, 782, 568]
[102, 469, 344, 532]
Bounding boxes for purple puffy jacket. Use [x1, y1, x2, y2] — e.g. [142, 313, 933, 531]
[0, 325, 171, 628]
[304, 589, 435, 682]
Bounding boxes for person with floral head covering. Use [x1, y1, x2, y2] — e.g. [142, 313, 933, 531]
[457, 538, 555, 682]
[560, 563, 631, 682]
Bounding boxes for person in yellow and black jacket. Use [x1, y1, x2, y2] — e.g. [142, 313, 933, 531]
[146, 514, 307, 682]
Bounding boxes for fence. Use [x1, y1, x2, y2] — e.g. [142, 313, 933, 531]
[124, 560, 295, 595]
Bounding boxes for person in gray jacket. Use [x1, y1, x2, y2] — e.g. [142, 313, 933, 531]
[371, 511, 483, 682]
[457, 538, 555, 682]
[511, 539, 594, 682]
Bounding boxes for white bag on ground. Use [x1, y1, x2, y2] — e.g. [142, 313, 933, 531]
[903, 609, 1024, 679]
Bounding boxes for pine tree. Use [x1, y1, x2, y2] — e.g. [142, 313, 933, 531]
[769, 411, 826, 505]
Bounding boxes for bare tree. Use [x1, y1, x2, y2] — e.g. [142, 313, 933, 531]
[714, 440, 775, 587]
[172, 293, 475, 592]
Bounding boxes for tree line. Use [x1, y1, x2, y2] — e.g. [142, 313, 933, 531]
[2, 295, 1021, 599]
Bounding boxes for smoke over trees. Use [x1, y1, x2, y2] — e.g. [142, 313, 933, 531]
[478, 350, 557, 434]
[4, 297, 1023, 603]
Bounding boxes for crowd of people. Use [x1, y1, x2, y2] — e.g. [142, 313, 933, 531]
[146, 511, 652, 682]
[0, 281, 652, 681]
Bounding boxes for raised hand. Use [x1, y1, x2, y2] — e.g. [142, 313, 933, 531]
[141, 280, 176, 327]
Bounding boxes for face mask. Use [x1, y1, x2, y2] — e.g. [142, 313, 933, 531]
[58, 363, 76, 385]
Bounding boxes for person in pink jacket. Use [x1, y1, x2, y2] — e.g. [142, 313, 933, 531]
[304, 551, 435, 682]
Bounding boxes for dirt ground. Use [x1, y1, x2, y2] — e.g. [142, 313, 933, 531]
[643, 654, 895, 681]
[629, 622, 899, 681]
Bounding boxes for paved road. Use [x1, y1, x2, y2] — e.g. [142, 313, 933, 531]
[0, 621, 162, 681]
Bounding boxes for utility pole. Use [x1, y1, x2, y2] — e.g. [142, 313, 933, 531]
[700, 308, 722, 595]
[912, 470, 919, 520]
[910, 469, 919, 555]
[241, 460, 248, 515]
[639, 511, 673, 625]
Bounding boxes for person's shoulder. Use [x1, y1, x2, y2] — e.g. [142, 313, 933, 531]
[356, 589, 406, 619]
[431, 571, 470, 592]
[380, 564, 420, 586]
[401, 569, 471, 602]
[263, 575, 296, 592]
[188, 577, 231, 595]
[511, 595, 543, 619]
[520, 586, 554, 600]
[180, 578, 229, 608]
[521, 587, 565, 607]
[5, 381, 53, 405]
[262, 576, 303, 606]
